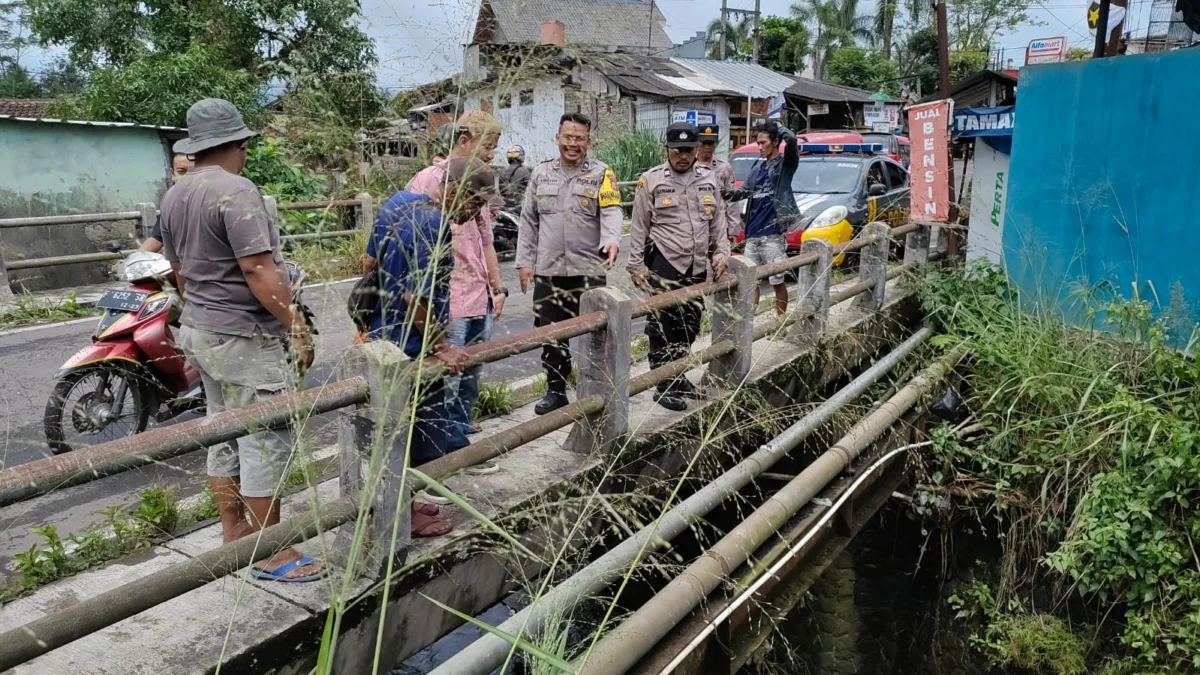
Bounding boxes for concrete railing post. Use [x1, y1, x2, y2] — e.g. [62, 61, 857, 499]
[566, 287, 632, 455]
[855, 222, 891, 312]
[0, 246, 13, 309]
[789, 238, 832, 346]
[136, 202, 157, 242]
[263, 195, 279, 226]
[903, 220, 931, 265]
[357, 192, 375, 230]
[704, 256, 756, 392]
[333, 341, 416, 580]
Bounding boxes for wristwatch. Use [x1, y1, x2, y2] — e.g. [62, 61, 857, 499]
[494, 286, 510, 297]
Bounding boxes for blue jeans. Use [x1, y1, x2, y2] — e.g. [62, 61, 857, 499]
[444, 303, 493, 450]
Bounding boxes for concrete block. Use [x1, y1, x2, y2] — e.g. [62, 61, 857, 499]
[357, 192, 374, 230]
[704, 256, 756, 391]
[136, 203, 156, 242]
[566, 287, 632, 455]
[904, 222, 931, 265]
[855, 222, 891, 312]
[789, 238, 832, 347]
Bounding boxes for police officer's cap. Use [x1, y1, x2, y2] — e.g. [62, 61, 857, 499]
[697, 124, 720, 141]
[665, 122, 700, 149]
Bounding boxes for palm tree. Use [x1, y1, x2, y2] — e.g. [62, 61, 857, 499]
[706, 16, 753, 60]
[874, 0, 897, 59]
[790, 0, 875, 79]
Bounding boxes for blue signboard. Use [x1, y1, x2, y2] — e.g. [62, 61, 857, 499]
[671, 110, 717, 127]
[954, 106, 1015, 153]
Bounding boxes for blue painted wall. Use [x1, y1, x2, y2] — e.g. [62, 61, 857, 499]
[1004, 50, 1200, 337]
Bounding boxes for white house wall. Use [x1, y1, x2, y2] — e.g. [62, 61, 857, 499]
[465, 78, 565, 165]
[634, 96, 732, 159]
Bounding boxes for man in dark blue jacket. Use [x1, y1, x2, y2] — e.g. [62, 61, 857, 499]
[728, 120, 798, 314]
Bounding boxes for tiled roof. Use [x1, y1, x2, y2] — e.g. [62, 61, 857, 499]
[483, 0, 672, 53]
[0, 99, 52, 117]
[785, 78, 876, 103]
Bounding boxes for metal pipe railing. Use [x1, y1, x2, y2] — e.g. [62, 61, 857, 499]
[7, 250, 134, 271]
[0, 211, 141, 229]
[277, 199, 360, 211]
[0, 378, 370, 507]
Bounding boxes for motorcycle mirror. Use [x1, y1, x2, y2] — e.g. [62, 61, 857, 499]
[105, 240, 123, 254]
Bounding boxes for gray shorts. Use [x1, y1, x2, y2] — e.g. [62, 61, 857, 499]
[743, 234, 789, 286]
[179, 326, 295, 498]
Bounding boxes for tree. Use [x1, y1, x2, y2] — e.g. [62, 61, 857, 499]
[0, 61, 39, 97]
[825, 46, 900, 94]
[24, 0, 374, 78]
[947, 0, 1038, 53]
[36, 59, 87, 96]
[706, 16, 753, 60]
[791, 0, 875, 79]
[46, 46, 263, 127]
[759, 16, 811, 73]
[874, 0, 898, 59]
[1065, 46, 1090, 61]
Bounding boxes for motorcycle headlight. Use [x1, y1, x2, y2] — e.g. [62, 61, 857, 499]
[140, 295, 172, 318]
[810, 205, 849, 230]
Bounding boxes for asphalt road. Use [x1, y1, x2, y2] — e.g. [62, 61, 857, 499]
[0, 240, 641, 575]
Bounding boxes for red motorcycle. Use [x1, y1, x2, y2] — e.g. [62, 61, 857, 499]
[44, 251, 203, 454]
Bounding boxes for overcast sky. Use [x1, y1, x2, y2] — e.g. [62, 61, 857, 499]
[17, 0, 1131, 90]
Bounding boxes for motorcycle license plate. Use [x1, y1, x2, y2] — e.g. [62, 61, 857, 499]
[97, 289, 149, 312]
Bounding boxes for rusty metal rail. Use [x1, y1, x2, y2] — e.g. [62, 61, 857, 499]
[0, 378, 370, 507]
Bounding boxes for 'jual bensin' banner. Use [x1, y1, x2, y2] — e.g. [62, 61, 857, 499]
[907, 100, 952, 222]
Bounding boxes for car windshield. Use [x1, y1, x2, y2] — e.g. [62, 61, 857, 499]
[791, 158, 861, 194]
[862, 133, 896, 154]
[730, 152, 761, 182]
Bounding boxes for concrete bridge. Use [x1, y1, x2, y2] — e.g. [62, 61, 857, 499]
[0, 221, 956, 675]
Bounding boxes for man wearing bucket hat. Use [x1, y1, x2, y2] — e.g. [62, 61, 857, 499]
[695, 124, 740, 239]
[628, 122, 730, 412]
[160, 98, 321, 582]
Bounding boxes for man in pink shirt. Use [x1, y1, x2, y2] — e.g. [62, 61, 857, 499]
[403, 110, 507, 458]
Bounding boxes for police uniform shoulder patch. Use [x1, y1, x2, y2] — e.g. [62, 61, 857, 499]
[635, 176, 646, 192]
[598, 168, 621, 208]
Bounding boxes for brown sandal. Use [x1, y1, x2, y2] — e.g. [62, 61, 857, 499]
[413, 501, 441, 517]
[412, 505, 453, 537]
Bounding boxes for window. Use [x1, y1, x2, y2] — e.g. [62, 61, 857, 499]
[883, 161, 908, 190]
[866, 161, 887, 189]
[498, 92, 512, 109]
[519, 89, 534, 106]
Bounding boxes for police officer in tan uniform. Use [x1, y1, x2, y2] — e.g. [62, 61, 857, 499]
[517, 112, 624, 415]
[628, 122, 731, 411]
[695, 124, 741, 240]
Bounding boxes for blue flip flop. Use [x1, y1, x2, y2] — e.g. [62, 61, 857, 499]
[250, 555, 326, 583]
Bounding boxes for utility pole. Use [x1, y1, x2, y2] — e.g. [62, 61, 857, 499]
[934, 0, 951, 97]
[720, 0, 728, 60]
[1093, 0, 1111, 57]
[752, 0, 761, 62]
[932, 0, 958, 258]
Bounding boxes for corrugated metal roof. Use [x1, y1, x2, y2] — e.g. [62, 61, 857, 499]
[0, 114, 185, 132]
[672, 58, 797, 96]
[485, 0, 672, 52]
[587, 53, 744, 98]
[785, 77, 876, 103]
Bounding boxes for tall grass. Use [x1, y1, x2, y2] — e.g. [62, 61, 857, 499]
[915, 263, 1200, 673]
[594, 130, 665, 183]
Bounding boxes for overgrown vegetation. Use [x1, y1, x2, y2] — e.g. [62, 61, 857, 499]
[916, 264, 1200, 673]
[2, 484, 186, 603]
[284, 231, 365, 282]
[594, 130, 665, 184]
[474, 380, 518, 418]
[0, 290, 98, 330]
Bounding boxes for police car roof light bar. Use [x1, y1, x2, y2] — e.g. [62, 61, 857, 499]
[798, 143, 884, 155]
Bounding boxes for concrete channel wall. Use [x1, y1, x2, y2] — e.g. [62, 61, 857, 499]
[1, 275, 923, 674]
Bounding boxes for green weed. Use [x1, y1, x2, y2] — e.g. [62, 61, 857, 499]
[474, 380, 517, 418]
[594, 130, 665, 183]
[917, 264, 1200, 672]
[285, 230, 366, 282]
[0, 291, 99, 330]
